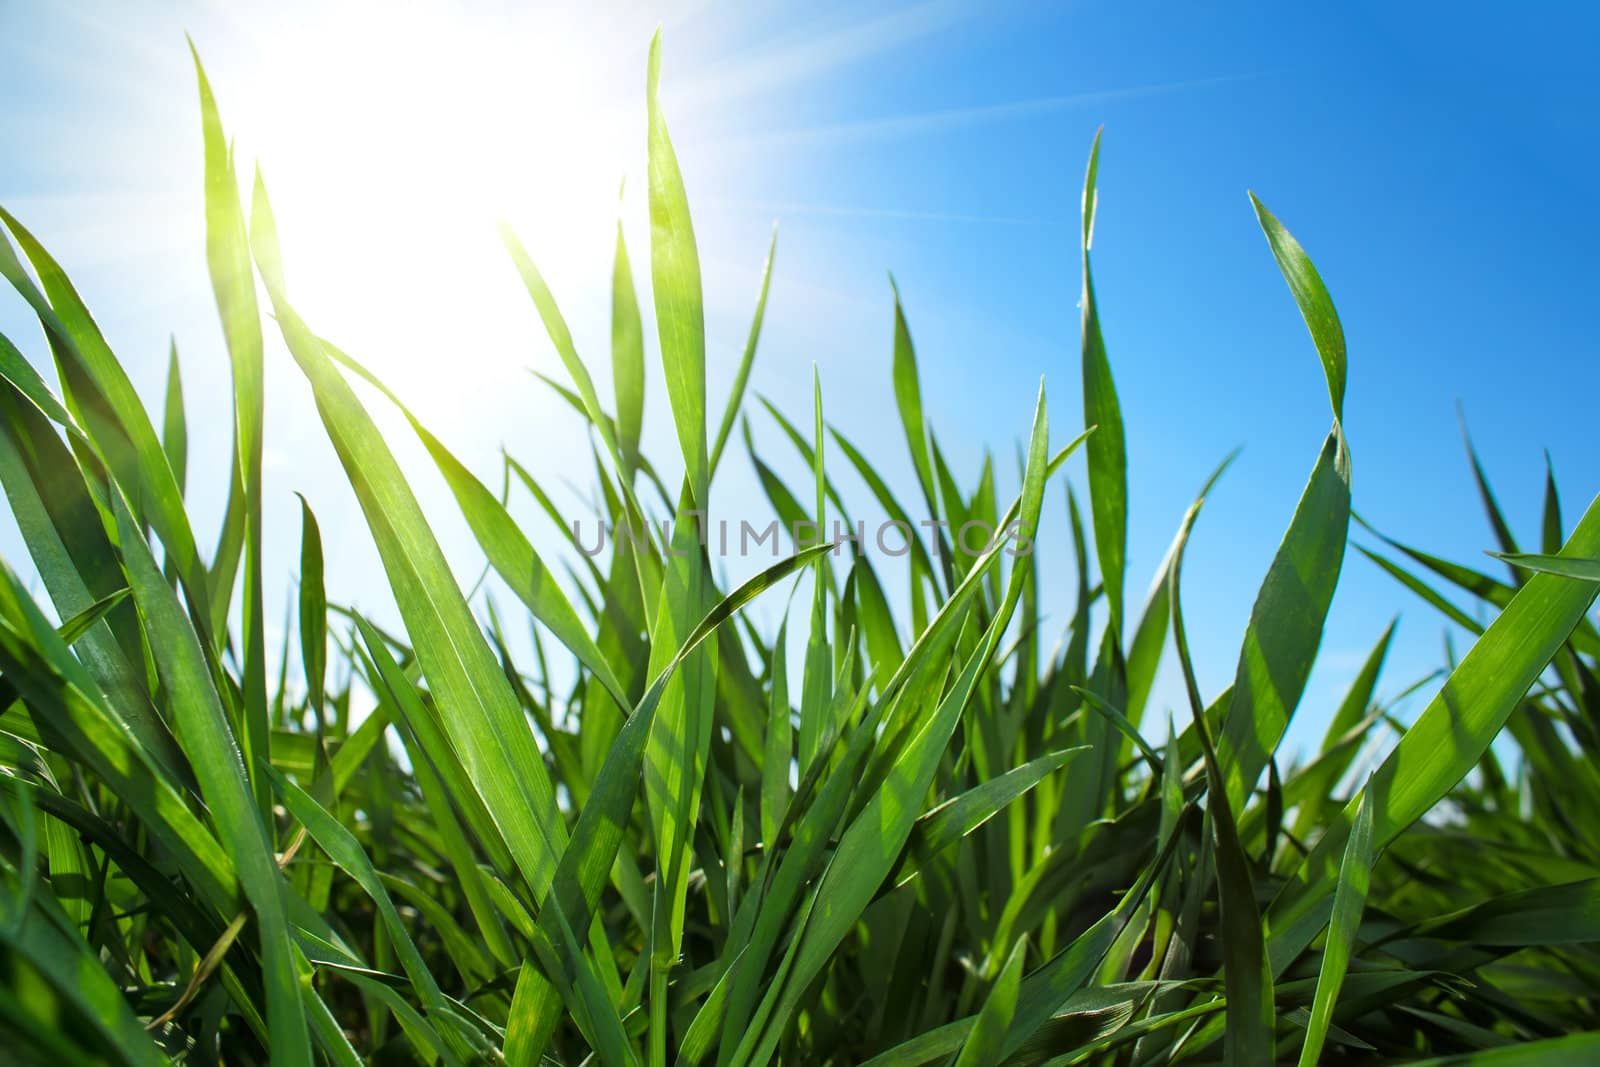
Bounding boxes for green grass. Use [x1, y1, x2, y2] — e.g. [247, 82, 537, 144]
[2, 33, 1600, 1065]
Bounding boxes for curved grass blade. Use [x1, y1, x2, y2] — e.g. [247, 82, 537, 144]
[0, 211, 213, 644]
[1215, 197, 1352, 813]
[1124, 449, 1240, 726]
[1268, 490, 1600, 973]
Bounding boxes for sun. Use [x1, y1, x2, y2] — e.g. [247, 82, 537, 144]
[212, 4, 648, 415]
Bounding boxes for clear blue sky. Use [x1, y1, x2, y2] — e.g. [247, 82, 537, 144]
[2, 1, 1596, 754]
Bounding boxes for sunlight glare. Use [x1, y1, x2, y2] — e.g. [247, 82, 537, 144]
[219, 4, 642, 411]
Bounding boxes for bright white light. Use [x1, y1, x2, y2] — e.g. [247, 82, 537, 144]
[216, 3, 645, 412]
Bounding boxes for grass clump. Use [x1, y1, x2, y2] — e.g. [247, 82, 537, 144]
[2, 32, 1600, 1066]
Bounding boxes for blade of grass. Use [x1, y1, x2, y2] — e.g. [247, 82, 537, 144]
[647, 30, 709, 508]
[710, 228, 777, 479]
[1296, 783, 1375, 1067]
[1214, 195, 1353, 814]
[1079, 129, 1128, 634]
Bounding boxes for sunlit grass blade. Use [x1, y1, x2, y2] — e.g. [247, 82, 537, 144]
[1125, 450, 1239, 726]
[162, 337, 186, 496]
[192, 45, 271, 823]
[1214, 196, 1352, 813]
[1268, 490, 1600, 972]
[612, 188, 646, 481]
[296, 494, 326, 728]
[888, 278, 949, 582]
[710, 228, 777, 479]
[647, 30, 709, 508]
[1296, 783, 1374, 1067]
[1493, 551, 1600, 582]
[251, 173, 570, 911]
[1542, 451, 1564, 554]
[1079, 128, 1128, 633]
[323, 342, 630, 709]
[1458, 409, 1522, 581]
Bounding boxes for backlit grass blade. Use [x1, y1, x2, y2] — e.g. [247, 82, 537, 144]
[710, 228, 777, 479]
[1250, 195, 1345, 420]
[323, 342, 630, 709]
[251, 173, 569, 906]
[1079, 129, 1128, 633]
[900, 747, 1086, 880]
[162, 338, 186, 496]
[503, 961, 547, 1067]
[643, 497, 715, 1066]
[296, 495, 326, 727]
[647, 30, 709, 508]
[797, 371, 831, 773]
[501, 229, 650, 532]
[612, 191, 646, 481]
[1296, 783, 1375, 1067]
[192, 46, 270, 822]
[761, 614, 792, 845]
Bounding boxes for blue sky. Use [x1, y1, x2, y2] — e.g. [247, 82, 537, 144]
[2, 1, 1596, 754]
